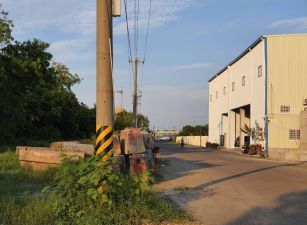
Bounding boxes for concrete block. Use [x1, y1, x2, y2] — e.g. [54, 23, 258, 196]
[113, 135, 122, 156]
[120, 128, 145, 155]
[144, 150, 155, 168]
[112, 154, 127, 173]
[16, 146, 84, 170]
[142, 132, 155, 150]
[50, 142, 95, 156]
[129, 153, 148, 175]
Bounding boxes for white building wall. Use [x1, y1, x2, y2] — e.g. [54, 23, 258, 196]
[250, 41, 266, 137]
[209, 39, 266, 147]
[228, 51, 251, 110]
[208, 69, 229, 144]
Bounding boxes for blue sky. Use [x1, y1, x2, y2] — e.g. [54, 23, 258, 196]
[2, 0, 307, 130]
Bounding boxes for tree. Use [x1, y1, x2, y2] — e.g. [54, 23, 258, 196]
[178, 124, 208, 136]
[0, 38, 95, 142]
[0, 6, 98, 144]
[137, 114, 150, 132]
[52, 61, 81, 91]
[0, 4, 14, 48]
[114, 110, 150, 132]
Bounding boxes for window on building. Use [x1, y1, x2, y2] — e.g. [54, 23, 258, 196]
[280, 105, 290, 113]
[242, 76, 246, 86]
[223, 87, 226, 95]
[232, 82, 235, 91]
[216, 91, 218, 99]
[289, 129, 300, 140]
[210, 95, 212, 102]
[258, 65, 262, 77]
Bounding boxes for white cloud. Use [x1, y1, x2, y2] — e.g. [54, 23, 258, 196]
[268, 17, 307, 32]
[2, 0, 96, 36]
[2, 0, 193, 36]
[48, 38, 95, 71]
[168, 62, 213, 71]
[114, 0, 193, 35]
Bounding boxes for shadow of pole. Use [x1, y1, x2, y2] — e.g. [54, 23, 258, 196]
[225, 191, 307, 225]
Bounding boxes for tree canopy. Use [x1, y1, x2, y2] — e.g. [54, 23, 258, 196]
[0, 6, 150, 144]
[115, 111, 150, 132]
[178, 124, 208, 136]
[0, 7, 95, 143]
[0, 4, 14, 48]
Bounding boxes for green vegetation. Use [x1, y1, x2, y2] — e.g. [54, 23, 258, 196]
[0, 5, 95, 144]
[0, 7, 188, 224]
[178, 125, 208, 136]
[115, 110, 150, 132]
[0, 6, 150, 146]
[0, 149, 194, 225]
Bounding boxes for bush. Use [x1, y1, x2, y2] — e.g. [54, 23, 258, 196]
[206, 142, 219, 149]
[0, 151, 193, 225]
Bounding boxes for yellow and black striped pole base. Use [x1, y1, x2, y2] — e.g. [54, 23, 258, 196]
[96, 125, 114, 161]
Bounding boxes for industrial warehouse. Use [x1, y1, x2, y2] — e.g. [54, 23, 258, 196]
[208, 34, 307, 161]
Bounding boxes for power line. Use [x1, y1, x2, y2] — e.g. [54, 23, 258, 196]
[136, 0, 140, 58]
[143, 0, 152, 62]
[123, 0, 134, 104]
[123, 0, 152, 125]
[123, 0, 132, 60]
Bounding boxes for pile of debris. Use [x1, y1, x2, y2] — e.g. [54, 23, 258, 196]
[16, 128, 160, 175]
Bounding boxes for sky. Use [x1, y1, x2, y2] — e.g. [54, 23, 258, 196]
[1, 0, 307, 130]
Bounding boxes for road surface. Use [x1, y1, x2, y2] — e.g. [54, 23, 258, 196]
[155, 142, 307, 225]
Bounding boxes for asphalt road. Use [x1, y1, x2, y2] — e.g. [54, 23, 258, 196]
[154, 142, 307, 225]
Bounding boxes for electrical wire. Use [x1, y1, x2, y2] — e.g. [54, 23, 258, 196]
[123, 0, 132, 60]
[139, 0, 152, 112]
[136, 0, 140, 58]
[123, 0, 152, 114]
[133, 0, 137, 58]
[143, 0, 152, 62]
[123, 0, 134, 108]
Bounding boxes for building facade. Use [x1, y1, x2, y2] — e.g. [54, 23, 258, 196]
[208, 34, 307, 156]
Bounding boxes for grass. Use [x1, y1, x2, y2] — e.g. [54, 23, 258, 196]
[0, 148, 197, 225]
[0, 151, 57, 200]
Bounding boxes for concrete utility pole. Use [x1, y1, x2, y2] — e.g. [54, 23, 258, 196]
[116, 89, 124, 109]
[131, 58, 144, 128]
[96, 0, 115, 160]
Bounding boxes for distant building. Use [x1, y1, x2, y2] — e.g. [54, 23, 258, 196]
[208, 34, 307, 159]
[154, 129, 177, 140]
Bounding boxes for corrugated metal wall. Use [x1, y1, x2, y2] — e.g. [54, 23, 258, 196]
[267, 34, 307, 149]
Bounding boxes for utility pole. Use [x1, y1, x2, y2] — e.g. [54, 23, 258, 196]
[96, 0, 120, 160]
[130, 58, 144, 128]
[116, 89, 124, 109]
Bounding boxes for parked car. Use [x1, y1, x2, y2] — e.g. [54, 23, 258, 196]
[159, 136, 172, 141]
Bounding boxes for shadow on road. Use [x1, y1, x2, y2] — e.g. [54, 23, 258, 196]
[156, 142, 307, 225]
[225, 191, 307, 225]
[158, 156, 220, 182]
[191, 162, 304, 191]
